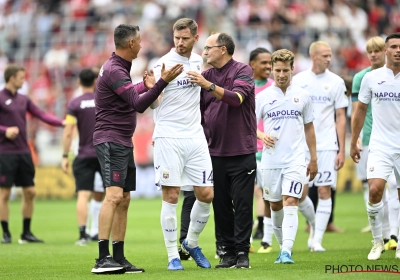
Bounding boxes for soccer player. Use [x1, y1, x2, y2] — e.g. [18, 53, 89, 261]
[249, 47, 274, 253]
[351, 33, 400, 260]
[91, 24, 183, 274]
[256, 49, 317, 264]
[352, 36, 399, 250]
[0, 64, 64, 244]
[188, 32, 256, 269]
[61, 68, 103, 246]
[151, 18, 213, 271]
[292, 41, 348, 252]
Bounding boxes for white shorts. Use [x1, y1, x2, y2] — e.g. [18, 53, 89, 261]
[154, 138, 213, 188]
[306, 150, 337, 189]
[260, 165, 306, 202]
[355, 146, 369, 181]
[367, 149, 400, 188]
[93, 171, 104, 193]
[256, 160, 262, 188]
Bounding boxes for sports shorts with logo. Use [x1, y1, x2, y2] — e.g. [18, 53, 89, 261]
[355, 145, 369, 181]
[0, 154, 34, 187]
[95, 142, 136, 192]
[306, 150, 337, 189]
[153, 138, 213, 188]
[367, 149, 400, 188]
[73, 157, 103, 192]
[260, 165, 306, 202]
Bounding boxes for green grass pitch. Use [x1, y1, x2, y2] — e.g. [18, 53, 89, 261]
[1, 193, 399, 279]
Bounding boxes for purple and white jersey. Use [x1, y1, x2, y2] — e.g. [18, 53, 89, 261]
[0, 88, 63, 154]
[201, 59, 257, 156]
[67, 92, 97, 158]
[359, 65, 400, 153]
[94, 52, 168, 147]
[256, 84, 314, 168]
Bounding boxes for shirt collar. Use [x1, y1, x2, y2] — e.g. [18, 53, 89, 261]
[112, 52, 132, 70]
[169, 48, 191, 62]
[216, 58, 234, 72]
[2, 88, 16, 97]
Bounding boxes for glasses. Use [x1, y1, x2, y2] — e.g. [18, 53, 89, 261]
[204, 45, 224, 51]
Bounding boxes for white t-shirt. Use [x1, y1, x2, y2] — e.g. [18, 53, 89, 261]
[358, 65, 400, 153]
[292, 69, 348, 151]
[152, 49, 204, 139]
[255, 84, 314, 169]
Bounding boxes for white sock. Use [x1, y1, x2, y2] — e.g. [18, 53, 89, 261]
[299, 196, 315, 233]
[382, 190, 391, 240]
[367, 200, 384, 243]
[85, 200, 92, 234]
[388, 180, 400, 237]
[161, 201, 179, 262]
[187, 200, 210, 248]
[271, 208, 284, 247]
[90, 200, 102, 237]
[362, 181, 369, 205]
[262, 216, 273, 245]
[314, 198, 332, 245]
[281, 206, 298, 255]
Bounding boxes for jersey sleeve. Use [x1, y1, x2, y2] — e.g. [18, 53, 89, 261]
[255, 91, 265, 124]
[334, 79, 349, 109]
[232, 64, 254, 100]
[358, 72, 372, 105]
[351, 71, 363, 102]
[67, 100, 77, 117]
[303, 92, 314, 124]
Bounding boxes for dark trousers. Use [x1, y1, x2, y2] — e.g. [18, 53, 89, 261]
[308, 186, 336, 223]
[212, 154, 256, 255]
[179, 190, 196, 244]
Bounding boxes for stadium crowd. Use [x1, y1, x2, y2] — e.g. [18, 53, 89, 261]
[0, 0, 399, 171]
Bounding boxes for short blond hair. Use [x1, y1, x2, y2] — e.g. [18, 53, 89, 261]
[271, 49, 295, 67]
[309, 41, 331, 56]
[366, 36, 385, 53]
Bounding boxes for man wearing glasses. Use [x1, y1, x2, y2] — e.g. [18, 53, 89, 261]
[187, 33, 257, 269]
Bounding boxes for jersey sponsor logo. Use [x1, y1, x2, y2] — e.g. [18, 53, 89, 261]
[99, 66, 104, 77]
[247, 169, 255, 174]
[154, 64, 161, 69]
[378, 81, 386, 85]
[269, 100, 277, 105]
[80, 99, 95, 109]
[374, 92, 400, 101]
[267, 110, 302, 120]
[5, 99, 11, 105]
[292, 96, 300, 104]
[225, 78, 231, 86]
[176, 78, 197, 89]
[310, 95, 331, 103]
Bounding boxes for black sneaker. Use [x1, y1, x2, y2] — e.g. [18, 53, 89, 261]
[117, 258, 144, 273]
[2, 232, 11, 244]
[253, 228, 263, 239]
[91, 255, 126, 274]
[18, 232, 44, 244]
[215, 255, 237, 268]
[391, 235, 398, 243]
[215, 245, 226, 259]
[235, 252, 250, 268]
[178, 246, 191, 261]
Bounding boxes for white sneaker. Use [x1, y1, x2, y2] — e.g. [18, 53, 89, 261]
[396, 249, 400, 259]
[307, 238, 313, 250]
[361, 225, 371, 233]
[311, 243, 326, 252]
[367, 241, 384, 260]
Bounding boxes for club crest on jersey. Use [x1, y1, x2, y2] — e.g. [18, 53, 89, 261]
[263, 188, 270, 196]
[292, 96, 300, 104]
[369, 166, 374, 172]
[162, 171, 170, 180]
[225, 78, 231, 86]
[323, 84, 330, 91]
[197, 64, 200, 71]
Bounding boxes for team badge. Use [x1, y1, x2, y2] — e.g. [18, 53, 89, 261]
[263, 188, 270, 196]
[369, 167, 374, 172]
[162, 171, 170, 180]
[292, 96, 300, 104]
[197, 64, 200, 71]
